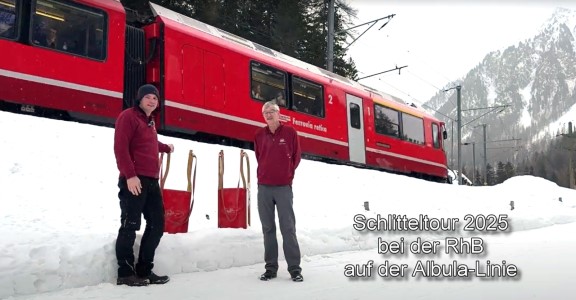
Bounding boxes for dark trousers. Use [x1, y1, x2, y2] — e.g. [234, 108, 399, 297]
[257, 185, 301, 274]
[115, 176, 165, 278]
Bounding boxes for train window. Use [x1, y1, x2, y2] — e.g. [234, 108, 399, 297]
[0, 0, 17, 40]
[291, 76, 324, 118]
[374, 104, 400, 138]
[349, 102, 361, 129]
[432, 123, 440, 148]
[250, 61, 287, 107]
[402, 113, 425, 145]
[30, 0, 107, 60]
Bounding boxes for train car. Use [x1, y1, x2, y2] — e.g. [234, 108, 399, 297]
[0, 0, 125, 122]
[0, 0, 448, 182]
[364, 91, 448, 179]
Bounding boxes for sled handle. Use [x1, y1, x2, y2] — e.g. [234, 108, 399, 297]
[160, 152, 171, 190]
[239, 149, 250, 189]
[219, 149, 250, 189]
[187, 150, 197, 223]
[218, 150, 224, 190]
[160, 150, 196, 193]
[187, 150, 197, 193]
[239, 149, 250, 226]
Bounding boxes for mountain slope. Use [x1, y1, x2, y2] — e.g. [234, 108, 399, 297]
[426, 7, 576, 168]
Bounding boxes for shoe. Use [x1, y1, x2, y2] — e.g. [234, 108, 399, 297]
[117, 275, 150, 286]
[146, 272, 170, 284]
[290, 271, 303, 282]
[259, 270, 277, 281]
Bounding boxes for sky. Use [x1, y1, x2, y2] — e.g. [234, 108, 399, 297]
[1, 110, 576, 299]
[346, 0, 576, 105]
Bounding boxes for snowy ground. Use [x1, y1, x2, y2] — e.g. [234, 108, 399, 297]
[1, 110, 576, 299]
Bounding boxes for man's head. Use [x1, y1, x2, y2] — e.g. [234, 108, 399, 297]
[135, 84, 159, 116]
[262, 101, 280, 127]
[48, 28, 57, 40]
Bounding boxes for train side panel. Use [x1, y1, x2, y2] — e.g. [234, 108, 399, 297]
[150, 10, 351, 161]
[363, 97, 447, 179]
[148, 4, 447, 180]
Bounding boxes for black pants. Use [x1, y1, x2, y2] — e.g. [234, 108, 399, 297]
[115, 176, 165, 278]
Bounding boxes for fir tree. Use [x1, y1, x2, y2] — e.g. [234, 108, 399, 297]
[496, 161, 506, 184]
[504, 161, 515, 180]
[486, 163, 496, 186]
[474, 168, 483, 186]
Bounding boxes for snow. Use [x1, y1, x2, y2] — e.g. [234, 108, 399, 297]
[1, 110, 576, 300]
[541, 7, 576, 41]
[447, 169, 472, 185]
[531, 101, 576, 143]
[520, 82, 533, 129]
[486, 77, 497, 107]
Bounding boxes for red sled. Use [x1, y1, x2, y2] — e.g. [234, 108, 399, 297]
[218, 149, 251, 229]
[159, 150, 197, 234]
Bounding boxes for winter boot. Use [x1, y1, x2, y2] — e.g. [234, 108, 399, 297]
[259, 270, 277, 281]
[145, 272, 170, 284]
[117, 275, 150, 286]
[290, 271, 304, 282]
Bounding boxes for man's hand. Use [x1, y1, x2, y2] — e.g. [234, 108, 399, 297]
[168, 144, 175, 153]
[126, 176, 142, 196]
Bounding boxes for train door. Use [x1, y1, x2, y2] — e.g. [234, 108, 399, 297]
[181, 48, 225, 110]
[182, 45, 205, 107]
[204, 51, 225, 110]
[346, 94, 365, 164]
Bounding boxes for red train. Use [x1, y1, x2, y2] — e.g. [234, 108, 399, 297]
[0, 0, 449, 182]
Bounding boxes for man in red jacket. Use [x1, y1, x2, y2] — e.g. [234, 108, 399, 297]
[254, 100, 303, 282]
[114, 84, 174, 286]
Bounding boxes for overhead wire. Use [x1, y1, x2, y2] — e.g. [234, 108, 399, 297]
[342, 18, 459, 111]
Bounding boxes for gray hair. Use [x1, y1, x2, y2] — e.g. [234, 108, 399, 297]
[262, 101, 280, 113]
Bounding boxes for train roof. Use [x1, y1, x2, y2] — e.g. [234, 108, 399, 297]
[149, 3, 441, 123]
[150, 4, 363, 86]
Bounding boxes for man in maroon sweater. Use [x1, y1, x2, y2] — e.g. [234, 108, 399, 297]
[254, 101, 303, 282]
[114, 84, 174, 286]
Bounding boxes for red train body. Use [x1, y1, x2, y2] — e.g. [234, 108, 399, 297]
[0, 0, 448, 181]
